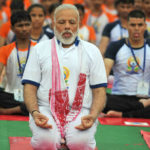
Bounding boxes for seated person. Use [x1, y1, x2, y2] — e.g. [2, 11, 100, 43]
[103, 10, 150, 118]
[75, 3, 96, 45]
[0, 10, 36, 115]
[22, 4, 107, 150]
[27, 3, 54, 43]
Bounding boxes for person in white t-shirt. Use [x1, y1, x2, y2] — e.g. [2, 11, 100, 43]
[22, 4, 107, 150]
[0, 10, 36, 116]
[103, 10, 150, 118]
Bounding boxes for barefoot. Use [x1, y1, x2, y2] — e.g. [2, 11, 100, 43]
[105, 110, 122, 118]
[139, 99, 150, 107]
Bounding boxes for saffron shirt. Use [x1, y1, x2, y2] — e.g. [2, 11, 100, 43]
[78, 25, 96, 42]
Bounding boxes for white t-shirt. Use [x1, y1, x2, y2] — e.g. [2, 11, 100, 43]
[87, 12, 109, 46]
[105, 38, 150, 96]
[22, 38, 107, 109]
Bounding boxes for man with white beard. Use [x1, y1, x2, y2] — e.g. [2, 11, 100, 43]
[22, 4, 107, 150]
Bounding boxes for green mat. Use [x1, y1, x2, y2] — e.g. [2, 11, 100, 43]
[0, 120, 150, 150]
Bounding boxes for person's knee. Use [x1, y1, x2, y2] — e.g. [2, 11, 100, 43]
[66, 131, 95, 150]
[31, 130, 59, 150]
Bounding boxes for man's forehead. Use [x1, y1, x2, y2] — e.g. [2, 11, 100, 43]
[128, 17, 145, 23]
[55, 9, 78, 19]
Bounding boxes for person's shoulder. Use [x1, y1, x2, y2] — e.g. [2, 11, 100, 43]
[105, 20, 120, 30]
[81, 40, 98, 50]
[0, 42, 15, 50]
[146, 38, 150, 46]
[109, 38, 125, 46]
[105, 39, 126, 59]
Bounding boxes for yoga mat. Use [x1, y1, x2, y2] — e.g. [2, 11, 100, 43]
[141, 130, 150, 149]
[1, 120, 150, 150]
[0, 115, 29, 121]
[9, 137, 33, 150]
[9, 137, 98, 150]
[98, 117, 150, 127]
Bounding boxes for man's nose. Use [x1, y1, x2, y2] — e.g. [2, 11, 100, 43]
[65, 22, 70, 29]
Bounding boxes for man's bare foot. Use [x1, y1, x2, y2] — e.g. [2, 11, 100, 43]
[105, 110, 122, 118]
[139, 99, 150, 107]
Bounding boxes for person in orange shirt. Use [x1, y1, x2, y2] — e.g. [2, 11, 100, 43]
[0, 10, 36, 115]
[101, 0, 118, 23]
[40, 0, 61, 26]
[0, 0, 10, 28]
[85, 0, 109, 46]
[6, 0, 31, 10]
[75, 3, 96, 44]
[0, 0, 24, 47]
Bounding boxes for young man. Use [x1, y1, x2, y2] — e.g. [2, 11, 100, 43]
[103, 10, 150, 118]
[86, 0, 109, 46]
[0, 10, 36, 115]
[99, 0, 134, 56]
[75, 3, 96, 44]
[22, 4, 107, 150]
[0, 0, 24, 47]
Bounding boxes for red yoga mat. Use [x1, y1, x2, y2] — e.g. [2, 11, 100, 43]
[0, 115, 29, 121]
[9, 137, 98, 150]
[98, 117, 150, 127]
[141, 130, 150, 149]
[9, 137, 33, 150]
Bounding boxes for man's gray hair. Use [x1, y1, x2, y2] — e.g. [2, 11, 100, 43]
[54, 4, 79, 22]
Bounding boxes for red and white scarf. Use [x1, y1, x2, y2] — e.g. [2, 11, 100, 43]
[49, 37, 86, 138]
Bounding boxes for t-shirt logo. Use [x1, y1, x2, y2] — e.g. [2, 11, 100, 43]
[63, 66, 70, 89]
[126, 56, 140, 74]
[17, 57, 26, 77]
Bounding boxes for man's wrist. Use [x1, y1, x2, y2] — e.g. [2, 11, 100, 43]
[31, 110, 40, 115]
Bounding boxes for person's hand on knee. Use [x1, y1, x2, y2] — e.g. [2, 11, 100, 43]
[75, 114, 95, 130]
[32, 111, 53, 129]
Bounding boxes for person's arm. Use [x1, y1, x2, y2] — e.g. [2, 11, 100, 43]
[104, 58, 114, 77]
[0, 37, 6, 47]
[24, 84, 52, 129]
[99, 36, 110, 56]
[75, 87, 106, 130]
[0, 62, 4, 76]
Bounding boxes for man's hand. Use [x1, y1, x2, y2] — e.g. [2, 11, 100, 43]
[75, 114, 95, 130]
[32, 111, 52, 129]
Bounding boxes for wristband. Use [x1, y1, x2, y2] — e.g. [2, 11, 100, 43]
[31, 110, 40, 115]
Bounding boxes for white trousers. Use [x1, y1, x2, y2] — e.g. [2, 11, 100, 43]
[29, 106, 98, 150]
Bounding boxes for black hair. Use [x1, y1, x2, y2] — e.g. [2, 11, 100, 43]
[48, 3, 61, 14]
[27, 3, 46, 16]
[115, 0, 134, 7]
[10, 0, 24, 11]
[74, 3, 85, 14]
[128, 9, 146, 21]
[11, 10, 31, 26]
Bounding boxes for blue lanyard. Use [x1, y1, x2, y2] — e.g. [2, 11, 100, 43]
[16, 41, 31, 77]
[31, 32, 44, 43]
[128, 40, 146, 72]
[36, 33, 43, 43]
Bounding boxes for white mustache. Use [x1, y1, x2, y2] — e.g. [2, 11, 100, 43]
[61, 30, 73, 36]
